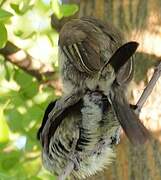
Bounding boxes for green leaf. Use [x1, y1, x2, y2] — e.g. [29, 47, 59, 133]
[0, 105, 10, 143]
[0, 0, 4, 6]
[30, 177, 42, 180]
[10, 2, 33, 15]
[13, 69, 38, 98]
[4, 61, 10, 81]
[60, 4, 79, 17]
[51, 1, 79, 18]
[51, 0, 63, 19]
[2, 153, 19, 170]
[0, 8, 13, 21]
[0, 23, 7, 48]
[14, 30, 36, 39]
[10, 3, 21, 14]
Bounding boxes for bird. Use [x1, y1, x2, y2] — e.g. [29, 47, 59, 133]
[38, 90, 121, 179]
[39, 16, 150, 179]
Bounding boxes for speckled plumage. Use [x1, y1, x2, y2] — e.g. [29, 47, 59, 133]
[42, 91, 120, 179]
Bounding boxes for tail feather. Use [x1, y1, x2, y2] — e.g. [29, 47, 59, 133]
[109, 86, 150, 145]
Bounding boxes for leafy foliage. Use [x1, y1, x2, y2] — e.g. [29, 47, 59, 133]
[0, 8, 12, 48]
[0, 58, 55, 179]
[0, 23, 7, 48]
[0, 8, 13, 21]
[52, 0, 78, 19]
[0, 0, 78, 179]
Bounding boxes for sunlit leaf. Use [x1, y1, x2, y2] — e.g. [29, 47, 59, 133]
[51, 0, 63, 19]
[0, 8, 13, 21]
[38, 168, 56, 180]
[13, 70, 38, 98]
[4, 61, 10, 81]
[29, 177, 42, 180]
[0, 0, 4, 7]
[7, 108, 23, 131]
[33, 92, 49, 104]
[0, 105, 10, 143]
[14, 29, 36, 39]
[51, 1, 78, 18]
[19, 0, 34, 14]
[10, 1, 33, 15]
[13, 29, 23, 37]
[22, 157, 41, 177]
[10, 4, 21, 14]
[2, 151, 20, 170]
[60, 4, 79, 17]
[0, 23, 7, 48]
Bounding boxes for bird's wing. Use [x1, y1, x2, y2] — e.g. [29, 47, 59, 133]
[38, 98, 82, 152]
[59, 19, 101, 74]
[37, 101, 56, 140]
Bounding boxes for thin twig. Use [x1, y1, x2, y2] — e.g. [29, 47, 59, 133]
[135, 60, 161, 114]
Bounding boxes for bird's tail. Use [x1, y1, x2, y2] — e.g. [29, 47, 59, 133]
[109, 85, 150, 145]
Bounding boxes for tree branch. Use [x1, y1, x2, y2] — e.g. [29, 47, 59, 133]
[135, 60, 161, 114]
[0, 41, 55, 81]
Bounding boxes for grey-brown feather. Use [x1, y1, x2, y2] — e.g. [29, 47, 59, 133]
[60, 22, 116, 73]
[42, 92, 120, 179]
[58, 17, 133, 95]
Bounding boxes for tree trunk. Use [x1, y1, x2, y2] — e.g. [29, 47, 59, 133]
[61, 1, 161, 179]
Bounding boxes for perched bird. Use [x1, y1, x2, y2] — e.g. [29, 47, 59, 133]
[39, 16, 150, 179]
[38, 90, 121, 179]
